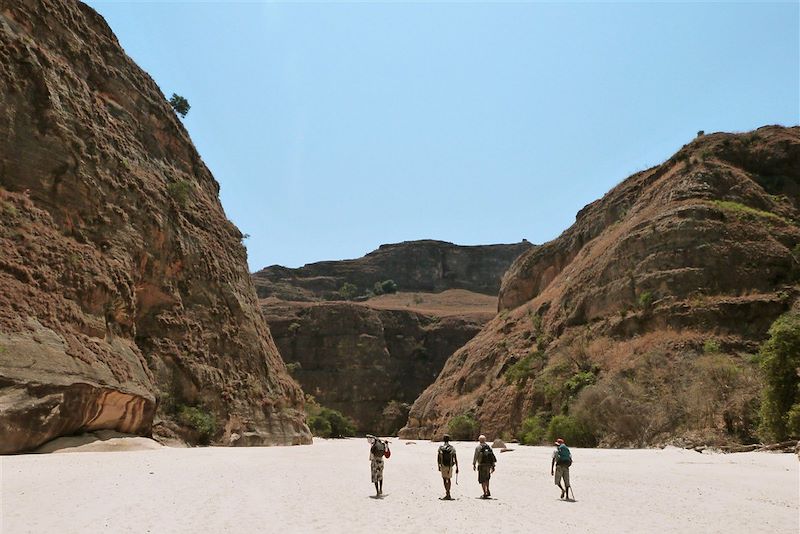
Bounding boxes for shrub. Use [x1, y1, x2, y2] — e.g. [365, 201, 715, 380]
[177, 405, 217, 444]
[564, 370, 596, 398]
[169, 93, 190, 117]
[286, 361, 302, 375]
[546, 414, 596, 447]
[166, 180, 192, 206]
[308, 407, 356, 438]
[380, 280, 398, 294]
[504, 354, 536, 387]
[710, 200, 788, 224]
[338, 282, 358, 300]
[448, 413, 479, 440]
[759, 312, 800, 440]
[638, 291, 654, 310]
[372, 281, 384, 296]
[703, 339, 721, 354]
[518, 415, 546, 445]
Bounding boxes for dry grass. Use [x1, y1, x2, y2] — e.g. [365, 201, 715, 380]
[363, 289, 497, 318]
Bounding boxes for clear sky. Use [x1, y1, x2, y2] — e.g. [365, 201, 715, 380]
[85, 0, 799, 271]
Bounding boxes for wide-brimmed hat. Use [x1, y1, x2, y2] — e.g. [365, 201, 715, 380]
[555, 438, 565, 445]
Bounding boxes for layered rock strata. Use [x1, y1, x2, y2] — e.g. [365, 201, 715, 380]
[0, 0, 309, 452]
[402, 126, 800, 446]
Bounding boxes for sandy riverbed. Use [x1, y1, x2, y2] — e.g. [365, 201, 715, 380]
[1, 438, 797, 533]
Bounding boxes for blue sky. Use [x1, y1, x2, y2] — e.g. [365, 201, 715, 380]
[86, 1, 799, 271]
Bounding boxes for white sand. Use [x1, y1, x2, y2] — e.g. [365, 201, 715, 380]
[1, 439, 797, 533]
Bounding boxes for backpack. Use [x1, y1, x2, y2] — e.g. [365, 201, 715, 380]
[439, 444, 455, 467]
[371, 439, 385, 457]
[479, 444, 496, 465]
[556, 444, 572, 467]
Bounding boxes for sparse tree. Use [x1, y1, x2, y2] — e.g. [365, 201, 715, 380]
[169, 93, 190, 118]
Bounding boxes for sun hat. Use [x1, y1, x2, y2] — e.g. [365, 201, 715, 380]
[555, 438, 565, 444]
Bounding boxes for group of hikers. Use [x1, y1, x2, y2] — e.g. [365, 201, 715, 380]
[367, 434, 573, 500]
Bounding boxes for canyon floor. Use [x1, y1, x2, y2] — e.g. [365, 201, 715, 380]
[1, 439, 797, 533]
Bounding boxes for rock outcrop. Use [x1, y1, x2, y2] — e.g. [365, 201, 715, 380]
[253, 240, 533, 301]
[263, 299, 488, 433]
[401, 126, 800, 447]
[0, 0, 310, 453]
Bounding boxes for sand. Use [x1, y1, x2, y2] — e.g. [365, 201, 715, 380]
[1, 439, 797, 533]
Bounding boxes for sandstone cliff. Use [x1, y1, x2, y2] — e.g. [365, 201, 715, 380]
[0, 0, 310, 453]
[263, 297, 489, 434]
[401, 126, 800, 446]
[253, 240, 533, 301]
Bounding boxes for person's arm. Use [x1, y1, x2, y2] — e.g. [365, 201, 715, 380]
[454, 451, 459, 472]
[473, 446, 480, 470]
[437, 449, 442, 468]
[551, 453, 556, 475]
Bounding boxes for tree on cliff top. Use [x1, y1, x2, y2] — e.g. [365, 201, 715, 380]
[169, 93, 190, 118]
[759, 312, 800, 441]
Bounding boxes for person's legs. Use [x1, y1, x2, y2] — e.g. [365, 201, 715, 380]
[563, 467, 570, 499]
[555, 466, 565, 498]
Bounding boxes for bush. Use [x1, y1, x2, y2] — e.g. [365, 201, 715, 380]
[372, 281, 384, 296]
[448, 413, 479, 440]
[380, 280, 398, 294]
[169, 93, 190, 117]
[505, 354, 536, 387]
[519, 415, 546, 445]
[338, 282, 358, 300]
[177, 405, 217, 444]
[308, 407, 356, 438]
[638, 291, 654, 310]
[759, 312, 800, 440]
[564, 370, 596, 397]
[546, 414, 596, 447]
[286, 361, 302, 375]
[703, 339, 721, 354]
[166, 180, 192, 206]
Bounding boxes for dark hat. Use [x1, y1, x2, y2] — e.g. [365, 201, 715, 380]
[442, 433, 451, 441]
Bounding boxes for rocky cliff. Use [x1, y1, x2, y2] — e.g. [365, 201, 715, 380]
[0, 0, 310, 453]
[253, 240, 533, 301]
[263, 299, 488, 433]
[401, 126, 800, 446]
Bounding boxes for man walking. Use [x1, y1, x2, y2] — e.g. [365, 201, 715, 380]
[437, 434, 459, 500]
[550, 438, 572, 500]
[368, 435, 389, 496]
[472, 435, 496, 498]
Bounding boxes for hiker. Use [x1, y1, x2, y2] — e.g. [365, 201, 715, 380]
[437, 434, 459, 500]
[368, 435, 389, 496]
[550, 438, 572, 499]
[472, 435, 496, 498]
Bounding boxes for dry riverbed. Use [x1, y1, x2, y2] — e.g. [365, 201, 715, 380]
[1, 438, 797, 533]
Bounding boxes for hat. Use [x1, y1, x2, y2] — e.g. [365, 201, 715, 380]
[442, 434, 451, 441]
[555, 438, 565, 445]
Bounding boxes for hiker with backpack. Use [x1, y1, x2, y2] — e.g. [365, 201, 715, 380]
[472, 435, 496, 498]
[550, 438, 572, 500]
[437, 434, 459, 500]
[368, 435, 390, 497]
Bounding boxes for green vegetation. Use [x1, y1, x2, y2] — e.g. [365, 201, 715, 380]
[448, 413, 479, 440]
[638, 291, 654, 310]
[759, 312, 800, 440]
[380, 279, 398, 294]
[169, 93, 190, 118]
[518, 414, 546, 445]
[1, 200, 18, 217]
[288, 322, 301, 335]
[710, 200, 788, 224]
[307, 405, 356, 439]
[177, 405, 217, 444]
[504, 354, 537, 387]
[703, 339, 721, 354]
[564, 370, 596, 397]
[166, 180, 192, 206]
[337, 282, 358, 300]
[546, 414, 596, 447]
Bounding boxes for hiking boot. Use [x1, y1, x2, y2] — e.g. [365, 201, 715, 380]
[560, 489, 565, 499]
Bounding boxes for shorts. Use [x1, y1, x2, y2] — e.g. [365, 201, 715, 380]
[478, 464, 492, 483]
[440, 466, 453, 479]
[371, 457, 384, 483]
[555, 465, 570, 487]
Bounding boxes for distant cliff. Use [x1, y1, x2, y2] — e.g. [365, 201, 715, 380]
[402, 126, 800, 447]
[253, 240, 534, 302]
[0, 0, 309, 453]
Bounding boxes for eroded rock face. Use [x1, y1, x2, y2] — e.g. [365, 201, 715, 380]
[0, 0, 310, 452]
[263, 300, 487, 433]
[253, 240, 533, 301]
[401, 126, 800, 446]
